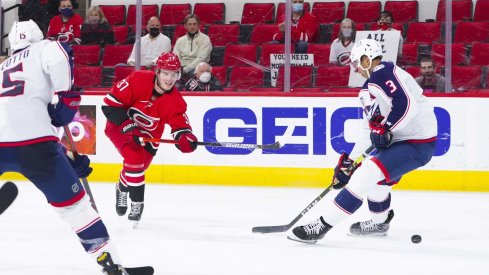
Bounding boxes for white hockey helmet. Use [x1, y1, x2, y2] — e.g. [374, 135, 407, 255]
[8, 20, 44, 52]
[350, 39, 383, 71]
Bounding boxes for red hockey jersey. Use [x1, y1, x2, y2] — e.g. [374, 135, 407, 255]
[273, 11, 319, 43]
[47, 14, 83, 44]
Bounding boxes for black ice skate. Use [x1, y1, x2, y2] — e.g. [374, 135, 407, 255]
[349, 209, 395, 236]
[287, 216, 333, 244]
[128, 202, 144, 221]
[97, 252, 126, 275]
[115, 185, 128, 216]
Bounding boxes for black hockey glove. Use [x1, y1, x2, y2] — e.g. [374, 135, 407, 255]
[332, 152, 358, 189]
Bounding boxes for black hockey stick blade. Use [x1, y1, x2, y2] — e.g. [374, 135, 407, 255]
[124, 266, 154, 275]
[252, 224, 292, 234]
[0, 181, 18, 215]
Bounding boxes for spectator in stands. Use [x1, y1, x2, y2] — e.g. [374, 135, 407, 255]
[80, 6, 114, 45]
[377, 10, 403, 57]
[329, 18, 356, 65]
[184, 62, 223, 91]
[46, 0, 83, 45]
[127, 16, 171, 68]
[47, 0, 79, 19]
[415, 56, 450, 93]
[272, 0, 319, 54]
[173, 14, 213, 83]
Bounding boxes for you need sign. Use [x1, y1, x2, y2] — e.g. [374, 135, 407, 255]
[270, 53, 314, 87]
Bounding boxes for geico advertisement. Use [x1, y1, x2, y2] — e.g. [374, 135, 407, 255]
[70, 95, 488, 171]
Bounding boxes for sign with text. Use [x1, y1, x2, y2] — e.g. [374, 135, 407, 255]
[270, 53, 314, 87]
[348, 30, 401, 87]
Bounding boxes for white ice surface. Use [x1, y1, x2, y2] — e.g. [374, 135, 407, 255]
[1, 181, 488, 275]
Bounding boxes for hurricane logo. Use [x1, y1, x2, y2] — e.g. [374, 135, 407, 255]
[337, 51, 351, 65]
[128, 107, 159, 131]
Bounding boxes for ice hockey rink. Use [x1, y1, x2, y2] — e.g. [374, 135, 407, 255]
[1, 181, 488, 275]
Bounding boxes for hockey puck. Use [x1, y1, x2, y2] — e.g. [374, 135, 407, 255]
[411, 234, 422, 243]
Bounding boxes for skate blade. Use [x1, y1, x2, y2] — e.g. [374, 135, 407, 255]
[347, 232, 388, 237]
[132, 221, 139, 229]
[286, 235, 318, 244]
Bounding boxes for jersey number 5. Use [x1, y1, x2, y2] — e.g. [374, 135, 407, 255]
[1, 63, 25, 97]
[385, 80, 397, 93]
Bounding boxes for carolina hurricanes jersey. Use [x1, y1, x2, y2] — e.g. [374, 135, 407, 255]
[351, 62, 437, 158]
[103, 71, 192, 151]
[47, 14, 83, 43]
[0, 40, 73, 146]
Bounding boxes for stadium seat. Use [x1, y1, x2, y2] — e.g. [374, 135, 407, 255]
[346, 1, 381, 23]
[193, 3, 226, 25]
[126, 5, 159, 31]
[260, 44, 294, 67]
[400, 43, 419, 65]
[307, 43, 331, 65]
[229, 66, 264, 89]
[210, 65, 228, 87]
[311, 2, 345, 24]
[113, 66, 143, 85]
[431, 43, 467, 66]
[72, 45, 100, 66]
[454, 22, 489, 44]
[404, 65, 421, 79]
[102, 45, 133, 67]
[99, 5, 125, 26]
[276, 2, 310, 22]
[159, 3, 191, 25]
[74, 66, 102, 88]
[315, 65, 350, 88]
[469, 42, 489, 66]
[384, 1, 418, 23]
[474, 0, 489, 21]
[436, 0, 472, 22]
[113, 25, 129, 44]
[207, 24, 240, 47]
[276, 66, 313, 88]
[330, 23, 366, 42]
[450, 65, 483, 90]
[406, 22, 442, 44]
[250, 24, 279, 45]
[241, 3, 275, 24]
[223, 44, 258, 67]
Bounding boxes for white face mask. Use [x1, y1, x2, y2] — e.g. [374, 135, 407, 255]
[199, 72, 211, 83]
[342, 29, 353, 38]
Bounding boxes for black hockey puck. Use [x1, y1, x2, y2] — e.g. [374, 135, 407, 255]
[411, 234, 422, 243]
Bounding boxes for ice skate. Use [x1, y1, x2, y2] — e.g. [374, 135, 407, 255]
[97, 252, 126, 275]
[115, 184, 128, 216]
[128, 202, 144, 221]
[287, 217, 332, 244]
[349, 209, 394, 236]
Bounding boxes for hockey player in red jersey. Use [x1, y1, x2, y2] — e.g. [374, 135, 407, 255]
[102, 52, 198, 222]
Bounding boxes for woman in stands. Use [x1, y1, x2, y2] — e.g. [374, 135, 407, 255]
[329, 18, 356, 65]
[46, 0, 83, 45]
[80, 6, 114, 45]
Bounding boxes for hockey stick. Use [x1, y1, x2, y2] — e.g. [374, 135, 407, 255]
[63, 125, 98, 212]
[0, 182, 18, 215]
[140, 137, 282, 150]
[252, 144, 376, 233]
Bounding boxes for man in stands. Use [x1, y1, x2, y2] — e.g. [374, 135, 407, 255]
[376, 10, 403, 57]
[415, 56, 450, 93]
[184, 62, 223, 91]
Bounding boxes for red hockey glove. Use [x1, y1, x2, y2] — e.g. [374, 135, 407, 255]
[173, 130, 198, 153]
[369, 115, 392, 150]
[332, 153, 358, 189]
[119, 119, 145, 146]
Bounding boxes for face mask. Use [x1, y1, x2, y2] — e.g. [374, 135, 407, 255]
[341, 29, 353, 38]
[292, 3, 304, 13]
[149, 27, 160, 38]
[88, 16, 99, 24]
[199, 72, 211, 83]
[60, 8, 73, 18]
[378, 22, 390, 31]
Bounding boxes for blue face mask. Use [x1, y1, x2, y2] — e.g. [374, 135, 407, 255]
[60, 8, 73, 18]
[292, 3, 304, 13]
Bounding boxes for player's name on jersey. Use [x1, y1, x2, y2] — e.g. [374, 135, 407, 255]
[270, 54, 314, 69]
[0, 49, 30, 70]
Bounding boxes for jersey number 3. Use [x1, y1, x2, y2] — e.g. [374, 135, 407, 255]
[385, 80, 397, 93]
[1, 63, 25, 97]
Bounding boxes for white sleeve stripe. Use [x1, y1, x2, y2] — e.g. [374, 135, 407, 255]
[105, 94, 124, 106]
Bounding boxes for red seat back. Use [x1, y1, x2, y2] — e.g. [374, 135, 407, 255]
[159, 4, 191, 25]
[250, 24, 278, 45]
[436, 0, 472, 22]
[74, 66, 102, 88]
[207, 24, 240, 47]
[241, 3, 275, 24]
[72, 45, 100, 66]
[311, 2, 345, 24]
[126, 5, 159, 30]
[276, 66, 313, 88]
[99, 5, 126, 26]
[260, 44, 294, 67]
[454, 22, 489, 43]
[400, 43, 418, 65]
[406, 22, 441, 43]
[193, 3, 226, 25]
[315, 65, 350, 88]
[113, 25, 129, 44]
[346, 1, 382, 23]
[211, 65, 228, 86]
[223, 44, 258, 67]
[431, 43, 467, 66]
[307, 43, 331, 65]
[474, 0, 489, 21]
[230, 66, 264, 89]
[470, 42, 489, 66]
[102, 45, 133, 67]
[384, 1, 418, 23]
[451, 65, 483, 90]
[404, 65, 421, 79]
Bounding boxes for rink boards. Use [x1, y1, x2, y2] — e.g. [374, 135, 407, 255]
[2, 93, 488, 191]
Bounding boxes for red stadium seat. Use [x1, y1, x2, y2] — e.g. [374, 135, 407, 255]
[436, 0, 472, 22]
[315, 65, 350, 88]
[99, 5, 125, 26]
[346, 1, 381, 23]
[406, 22, 441, 44]
[400, 43, 419, 65]
[276, 2, 310, 22]
[207, 24, 239, 47]
[404, 65, 421, 79]
[210, 65, 228, 87]
[307, 43, 331, 66]
[450, 65, 483, 90]
[223, 44, 258, 67]
[469, 42, 489, 66]
[112, 66, 142, 85]
[241, 3, 275, 24]
[102, 45, 133, 67]
[384, 1, 418, 23]
[113, 25, 129, 44]
[126, 5, 159, 31]
[474, 0, 489, 21]
[454, 22, 489, 44]
[311, 2, 345, 24]
[330, 23, 366, 41]
[431, 43, 467, 66]
[72, 45, 100, 66]
[159, 4, 191, 25]
[193, 3, 225, 25]
[260, 44, 294, 67]
[74, 66, 102, 88]
[229, 66, 264, 89]
[276, 66, 313, 88]
[250, 24, 278, 45]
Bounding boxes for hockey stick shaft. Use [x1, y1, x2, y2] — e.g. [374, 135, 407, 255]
[63, 125, 98, 212]
[140, 137, 282, 150]
[252, 144, 376, 233]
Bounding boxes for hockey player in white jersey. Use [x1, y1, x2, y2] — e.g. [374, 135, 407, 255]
[288, 39, 437, 244]
[0, 20, 153, 274]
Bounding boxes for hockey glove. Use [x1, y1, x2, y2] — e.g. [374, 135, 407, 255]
[66, 151, 93, 178]
[369, 115, 392, 150]
[173, 129, 198, 153]
[332, 153, 357, 189]
[119, 119, 145, 146]
[47, 91, 81, 127]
